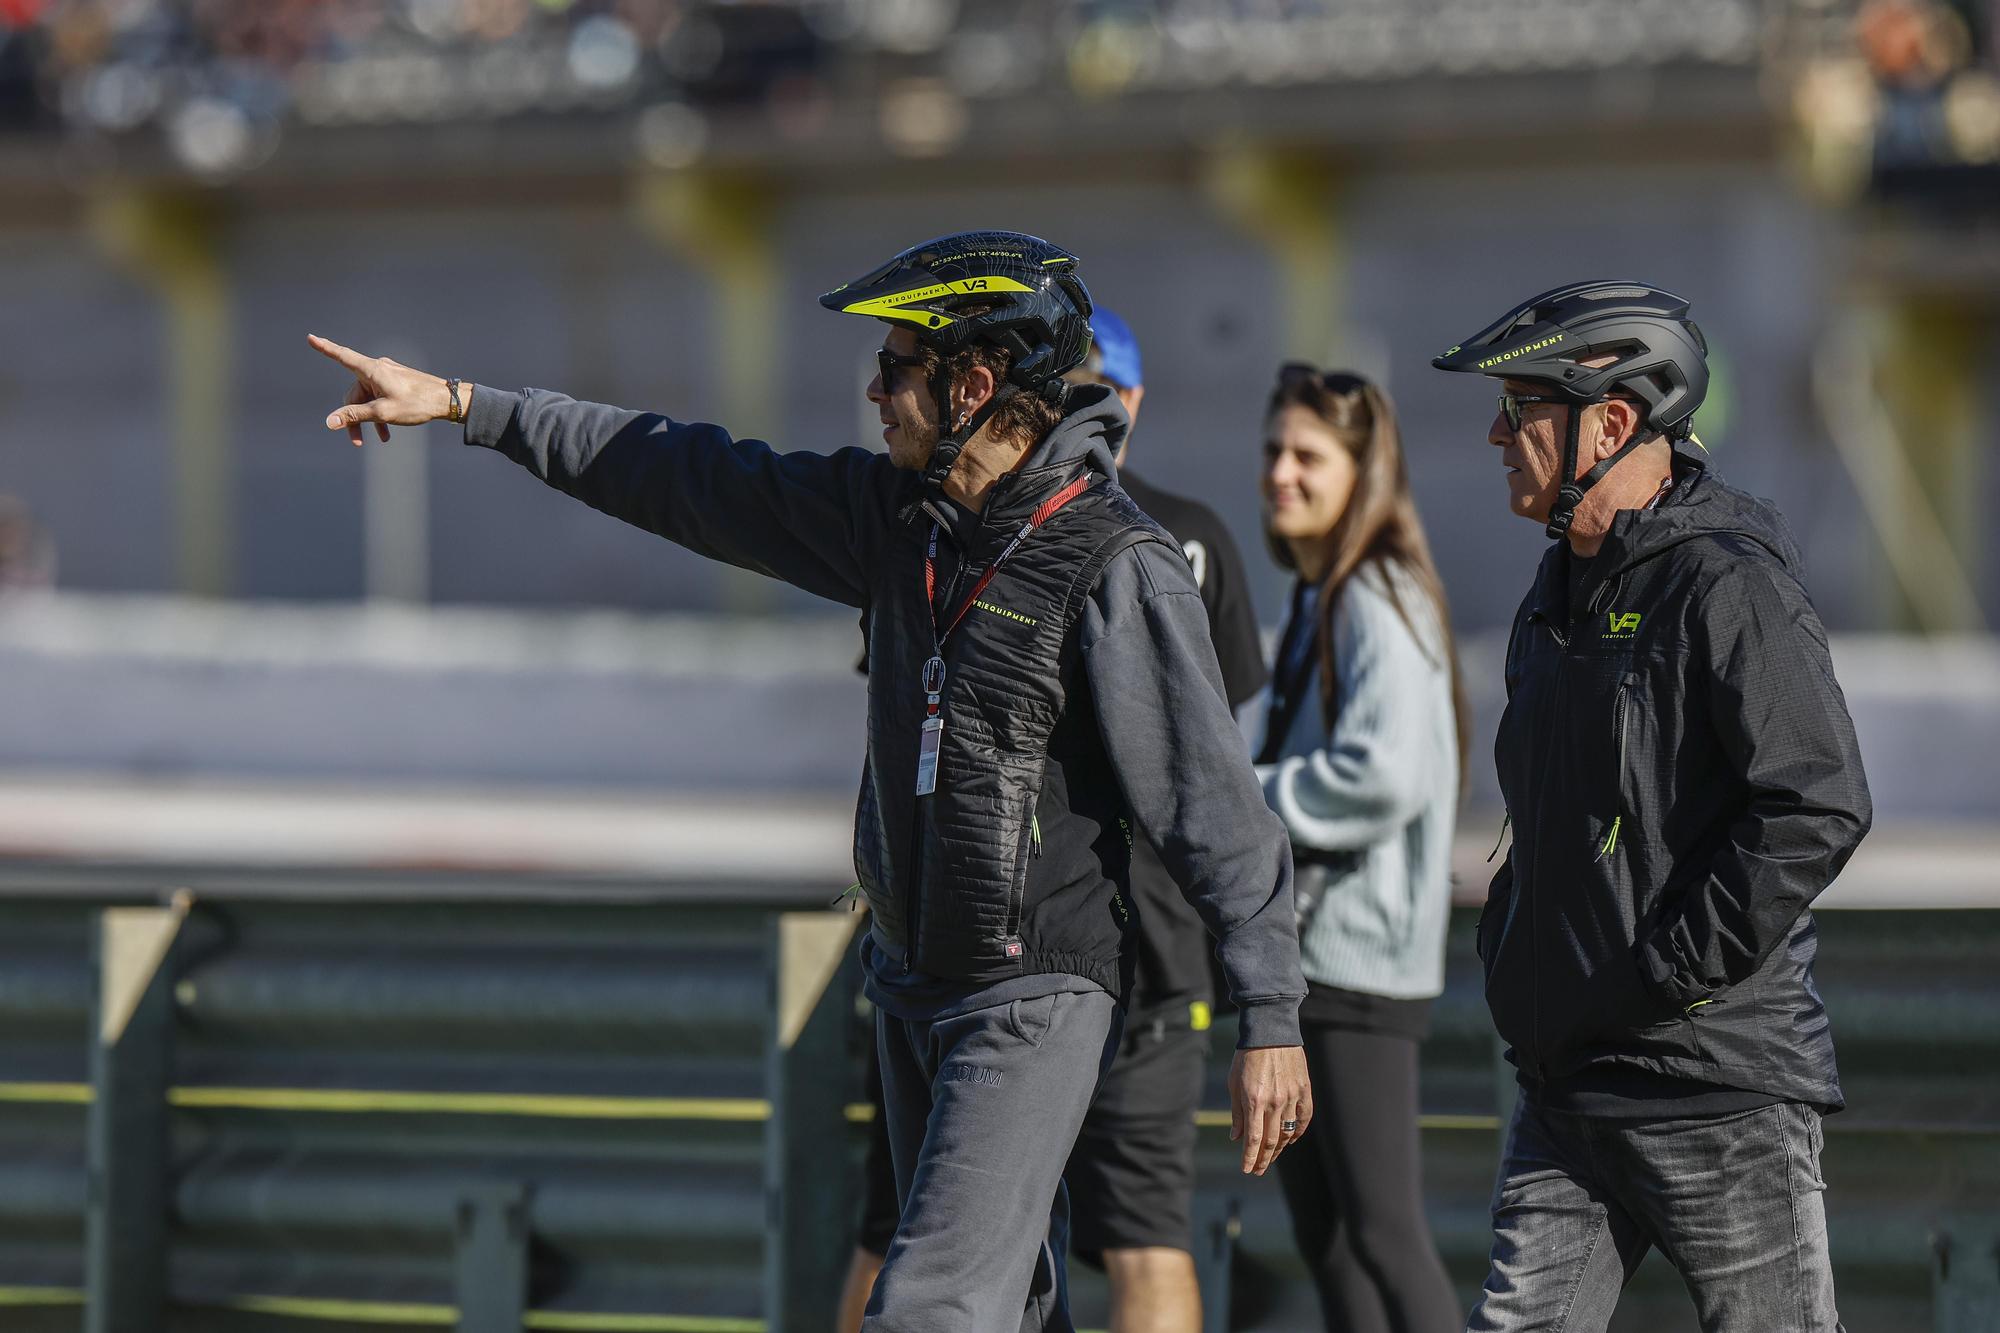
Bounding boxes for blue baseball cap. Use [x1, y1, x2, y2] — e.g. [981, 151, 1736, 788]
[1088, 307, 1142, 389]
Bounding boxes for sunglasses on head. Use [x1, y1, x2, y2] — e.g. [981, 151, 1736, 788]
[1276, 363, 1372, 396]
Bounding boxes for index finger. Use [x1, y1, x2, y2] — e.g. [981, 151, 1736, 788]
[307, 333, 372, 373]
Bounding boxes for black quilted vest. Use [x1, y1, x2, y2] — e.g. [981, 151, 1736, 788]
[855, 461, 1173, 995]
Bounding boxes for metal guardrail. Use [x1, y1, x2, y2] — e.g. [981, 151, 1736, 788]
[0, 884, 1995, 1332]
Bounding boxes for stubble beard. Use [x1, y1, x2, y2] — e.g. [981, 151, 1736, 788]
[890, 403, 941, 472]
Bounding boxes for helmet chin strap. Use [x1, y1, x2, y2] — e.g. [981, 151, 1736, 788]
[920, 364, 1016, 499]
[1543, 402, 1649, 542]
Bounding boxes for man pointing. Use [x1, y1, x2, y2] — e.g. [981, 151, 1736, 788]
[312, 230, 1309, 1333]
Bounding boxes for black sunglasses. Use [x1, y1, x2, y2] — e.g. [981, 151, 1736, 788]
[1496, 390, 1643, 432]
[1496, 392, 1567, 432]
[878, 347, 927, 388]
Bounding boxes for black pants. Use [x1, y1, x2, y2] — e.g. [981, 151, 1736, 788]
[1275, 1020, 1462, 1333]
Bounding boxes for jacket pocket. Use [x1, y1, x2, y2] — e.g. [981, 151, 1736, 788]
[1007, 993, 1059, 1047]
[1475, 863, 1514, 975]
[1594, 675, 1635, 862]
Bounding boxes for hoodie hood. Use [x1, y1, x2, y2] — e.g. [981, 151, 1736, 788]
[916, 382, 1129, 534]
[1602, 452, 1801, 575]
[1532, 451, 1802, 617]
[1008, 381, 1128, 490]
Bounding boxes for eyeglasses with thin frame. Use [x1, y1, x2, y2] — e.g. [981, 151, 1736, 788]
[878, 347, 927, 389]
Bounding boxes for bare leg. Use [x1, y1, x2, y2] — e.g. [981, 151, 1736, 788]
[1102, 1246, 1200, 1333]
[838, 1246, 887, 1333]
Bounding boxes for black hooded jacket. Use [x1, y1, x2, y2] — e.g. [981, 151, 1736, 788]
[1484, 453, 1871, 1109]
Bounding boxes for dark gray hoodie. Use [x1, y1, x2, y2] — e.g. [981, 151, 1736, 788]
[463, 382, 1306, 1049]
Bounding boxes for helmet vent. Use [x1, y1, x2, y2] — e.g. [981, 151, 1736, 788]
[1587, 287, 1652, 300]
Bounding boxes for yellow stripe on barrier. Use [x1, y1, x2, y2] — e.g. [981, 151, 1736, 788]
[0, 1286, 84, 1306]
[0, 1081, 770, 1120]
[0, 1082, 91, 1105]
[210, 1295, 767, 1331]
[223, 1294, 455, 1324]
[166, 1088, 771, 1121]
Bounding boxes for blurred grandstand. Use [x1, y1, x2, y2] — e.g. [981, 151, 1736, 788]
[0, 2, 1990, 181]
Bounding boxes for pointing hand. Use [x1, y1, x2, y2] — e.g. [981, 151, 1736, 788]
[308, 334, 461, 447]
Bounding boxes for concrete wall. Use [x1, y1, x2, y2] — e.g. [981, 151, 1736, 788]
[0, 162, 1900, 631]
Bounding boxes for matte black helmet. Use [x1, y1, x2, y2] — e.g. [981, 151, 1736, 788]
[1432, 281, 1707, 438]
[1433, 281, 1709, 540]
[820, 231, 1094, 500]
[820, 230, 1094, 391]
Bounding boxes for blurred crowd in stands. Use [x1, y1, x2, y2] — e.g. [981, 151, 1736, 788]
[2, 1, 1998, 187]
[1784, 0, 2000, 201]
[0, 0, 1798, 177]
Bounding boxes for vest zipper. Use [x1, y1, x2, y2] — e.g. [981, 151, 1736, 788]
[1487, 811, 1511, 862]
[907, 546, 975, 973]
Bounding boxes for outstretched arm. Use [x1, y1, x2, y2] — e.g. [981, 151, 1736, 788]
[310, 335, 883, 607]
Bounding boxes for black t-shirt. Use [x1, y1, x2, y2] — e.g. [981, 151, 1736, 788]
[1118, 470, 1269, 1023]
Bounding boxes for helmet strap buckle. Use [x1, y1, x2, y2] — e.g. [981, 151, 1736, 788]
[920, 358, 1016, 498]
[1543, 399, 1654, 542]
[1544, 408, 1587, 542]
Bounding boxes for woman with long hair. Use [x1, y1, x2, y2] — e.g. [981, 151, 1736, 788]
[1254, 364, 1467, 1332]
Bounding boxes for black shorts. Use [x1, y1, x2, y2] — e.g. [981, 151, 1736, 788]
[1063, 1015, 1207, 1263]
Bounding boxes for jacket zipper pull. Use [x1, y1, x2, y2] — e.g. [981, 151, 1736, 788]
[1596, 816, 1621, 861]
[830, 882, 863, 910]
[1030, 814, 1043, 858]
[1487, 812, 1511, 863]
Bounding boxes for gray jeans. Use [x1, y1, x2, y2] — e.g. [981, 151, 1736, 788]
[1467, 1098, 1842, 1333]
[864, 988, 1121, 1333]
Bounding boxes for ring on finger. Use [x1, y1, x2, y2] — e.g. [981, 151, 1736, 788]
[1281, 1117, 1300, 1133]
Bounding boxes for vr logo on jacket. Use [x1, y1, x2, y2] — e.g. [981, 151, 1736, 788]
[1605, 611, 1642, 639]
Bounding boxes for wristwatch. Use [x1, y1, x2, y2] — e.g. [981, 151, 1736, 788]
[446, 377, 465, 424]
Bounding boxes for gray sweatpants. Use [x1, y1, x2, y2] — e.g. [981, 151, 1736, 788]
[863, 989, 1122, 1333]
[1467, 1097, 1842, 1332]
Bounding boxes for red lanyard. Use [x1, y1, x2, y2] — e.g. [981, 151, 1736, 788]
[924, 472, 1095, 651]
